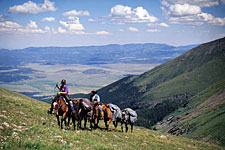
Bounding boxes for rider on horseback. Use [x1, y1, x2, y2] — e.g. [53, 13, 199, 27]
[90, 89, 103, 119]
[56, 79, 75, 114]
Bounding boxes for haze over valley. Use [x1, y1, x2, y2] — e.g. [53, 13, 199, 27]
[0, 43, 196, 97]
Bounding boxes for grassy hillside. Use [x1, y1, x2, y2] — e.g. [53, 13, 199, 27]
[0, 88, 223, 150]
[155, 80, 225, 146]
[95, 37, 225, 128]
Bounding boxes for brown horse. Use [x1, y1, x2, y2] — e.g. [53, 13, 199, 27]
[51, 96, 76, 130]
[101, 104, 113, 131]
[92, 103, 104, 129]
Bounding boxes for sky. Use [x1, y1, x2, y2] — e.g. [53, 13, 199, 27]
[0, 0, 225, 49]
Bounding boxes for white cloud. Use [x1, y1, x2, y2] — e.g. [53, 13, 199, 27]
[128, 27, 139, 32]
[147, 23, 169, 27]
[161, 0, 170, 7]
[59, 17, 85, 31]
[88, 19, 97, 22]
[162, 3, 225, 26]
[68, 24, 84, 31]
[0, 20, 46, 33]
[96, 31, 111, 35]
[26, 20, 38, 29]
[8, 0, 57, 14]
[147, 29, 161, 32]
[41, 17, 55, 22]
[159, 23, 169, 27]
[0, 20, 86, 34]
[169, 3, 201, 17]
[58, 27, 66, 33]
[20, 28, 44, 33]
[161, 0, 219, 7]
[0, 21, 22, 29]
[108, 5, 158, 23]
[62, 10, 90, 17]
[208, 17, 225, 26]
[45, 26, 50, 31]
[68, 16, 75, 20]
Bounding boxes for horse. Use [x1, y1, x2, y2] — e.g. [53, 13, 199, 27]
[51, 96, 76, 130]
[73, 98, 93, 130]
[101, 104, 113, 131]
[121, 108, 138, 132]
[108, 103, 122, 132]
[92, 103, 104, 129]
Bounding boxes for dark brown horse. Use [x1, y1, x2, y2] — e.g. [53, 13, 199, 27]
[73, 98, 93, 130]
[121, 108, 138, 132]
[51, 96, 76, 130]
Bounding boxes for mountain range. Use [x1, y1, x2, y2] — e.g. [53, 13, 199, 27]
[0, 43, 197, 96]
[0, 43, 196, 67]
[74, 37, 225, 146]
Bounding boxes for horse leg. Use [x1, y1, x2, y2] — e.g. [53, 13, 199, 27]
[61, 117, 64, 129]
[125, 123, 128, 132]
[77, 116, 80, 130]
[131, 123, 134, 132]
[89, 113, 93, 129]
[121, 121, 123, 132]
[97, 116, 100, 128]
[80, 115, 83, 129]
[61, 112, 67, 129]
[56, 115, 60, 127]
[67, 116, 71, 130]
[90, 118, 93, 130]
[94, 106, 99, 128]
[84, 116, 87, 129]
[94, 116, 98, 128]
[113, 121, 116, 132]
[104, 119, 108, 130]
[72, 115, 76, 130]
[108, 119, 112, 131]
[113, 121, 118, 132]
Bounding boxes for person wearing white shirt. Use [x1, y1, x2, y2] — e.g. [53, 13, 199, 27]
[90, 89, 103, 118]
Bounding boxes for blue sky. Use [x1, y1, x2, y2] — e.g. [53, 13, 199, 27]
[0, 0, 224, 49]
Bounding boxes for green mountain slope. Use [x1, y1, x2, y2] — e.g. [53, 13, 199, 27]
[96, 37, 225, 127]
[0, 88, 223, 150]
[155, 79, 225, 146]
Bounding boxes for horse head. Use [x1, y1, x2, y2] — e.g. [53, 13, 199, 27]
[72, 98, 80, 111]
[52, 97, 59, 114]
[101, 103, 112, 119]
[122, 110, 130, 122]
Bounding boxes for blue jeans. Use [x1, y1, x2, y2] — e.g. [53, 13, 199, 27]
[98, 105, 103, 116]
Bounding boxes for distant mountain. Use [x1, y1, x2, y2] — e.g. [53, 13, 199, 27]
[0, 43, 197, 84]
[0, 43, 197, 67]
[82, 69, 110, 75]
[83, 37, 225, 145]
